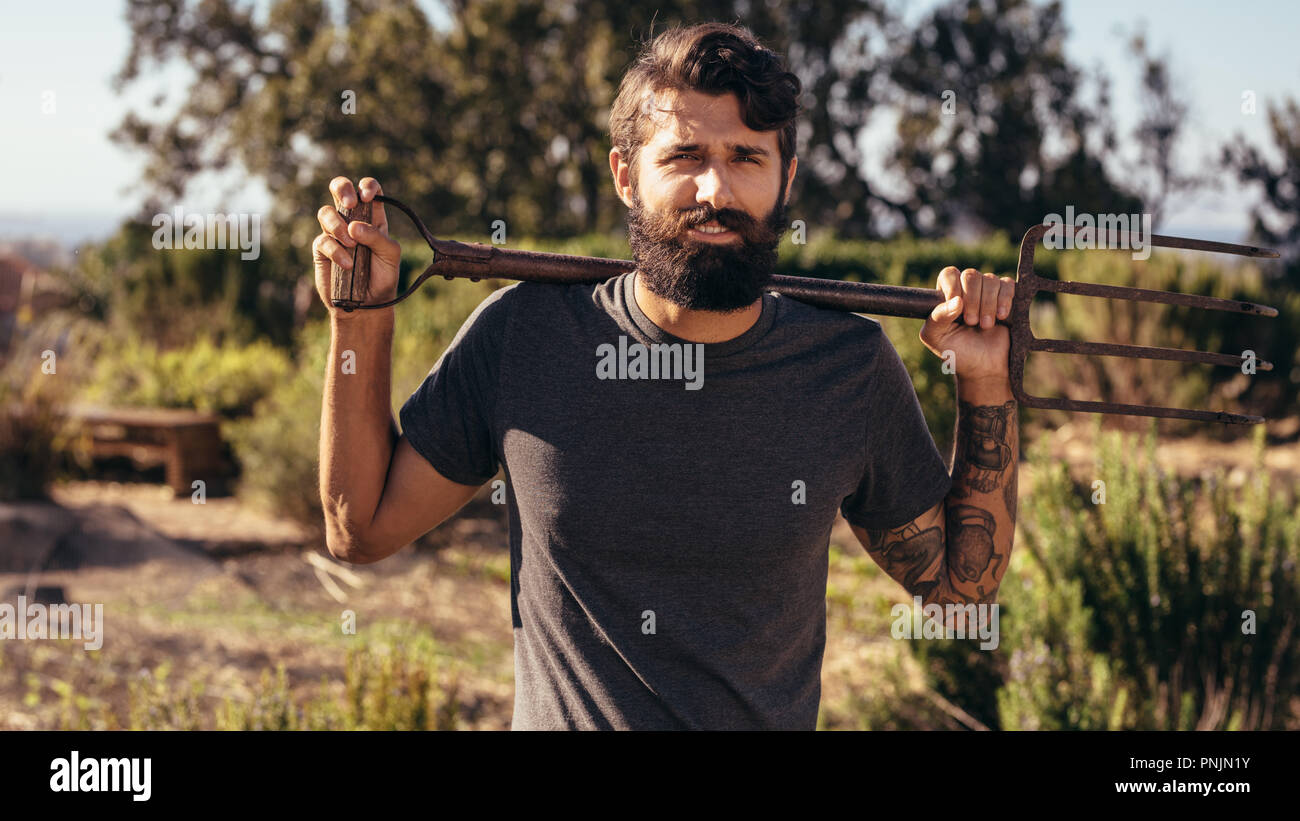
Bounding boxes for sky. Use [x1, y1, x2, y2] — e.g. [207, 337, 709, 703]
[1, 0, 1296, 246]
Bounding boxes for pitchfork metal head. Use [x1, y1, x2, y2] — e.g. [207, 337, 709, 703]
[1008, 223, 1281, 425]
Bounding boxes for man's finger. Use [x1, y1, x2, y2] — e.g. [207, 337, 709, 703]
[315, 234, 353, 270]
[316, 204, 356, 247]
[961, 268, 983, 325]
[996, 276, 1015, 320]
[979, 272, 1000, 329]
[329, 176, 357, 210]
[937, 266, 961, 301]
[357, 177, 388, 234]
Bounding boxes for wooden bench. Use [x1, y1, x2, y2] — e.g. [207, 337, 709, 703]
[56, 403, 229, 497]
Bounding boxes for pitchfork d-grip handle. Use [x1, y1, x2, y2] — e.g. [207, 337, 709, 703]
[330, 198, 373, 311]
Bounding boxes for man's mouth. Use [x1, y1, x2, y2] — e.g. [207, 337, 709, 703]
[686, 220, 737, 240]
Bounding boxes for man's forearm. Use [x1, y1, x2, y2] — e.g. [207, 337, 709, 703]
[320, 309, 399, 559]
[938, 376, 1019, 605]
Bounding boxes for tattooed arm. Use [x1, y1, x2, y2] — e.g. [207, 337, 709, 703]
[850, 264, 1020, 609]
[849, 381, 1018, 607]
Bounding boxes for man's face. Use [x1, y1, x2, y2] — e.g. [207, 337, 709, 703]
[612, 88, 797, 312]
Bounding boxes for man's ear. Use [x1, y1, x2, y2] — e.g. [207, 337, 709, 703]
[783, 155, 798, 207]
[610, 147, 635, 209]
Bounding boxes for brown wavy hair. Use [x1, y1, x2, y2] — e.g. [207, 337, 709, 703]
[609, 22, 803, 197]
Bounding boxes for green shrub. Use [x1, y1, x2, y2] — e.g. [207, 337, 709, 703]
[56, 220, 297, 349]
[914, 422, 1300, 730]
[0, 367, 68, 500]
[0, 312, 104, 499]
[78, 333, 293, 417]
[779, 230, 1054, 287]
[223, 319, 331, 530]
[1007, 423, 1299, 729]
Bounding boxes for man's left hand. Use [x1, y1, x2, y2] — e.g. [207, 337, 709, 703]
[919, 266, 1015, 383]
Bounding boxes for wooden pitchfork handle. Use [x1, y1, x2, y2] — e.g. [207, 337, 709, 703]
[331, 194, 1280, 424]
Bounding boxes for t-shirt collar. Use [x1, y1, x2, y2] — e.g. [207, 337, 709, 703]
[622, 271, 777, 359]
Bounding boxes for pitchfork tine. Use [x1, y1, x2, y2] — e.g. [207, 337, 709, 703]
[1031, 339, 1273, 371]
[1149, 233, 1280, 258]
[1037, 278, 1278, 318]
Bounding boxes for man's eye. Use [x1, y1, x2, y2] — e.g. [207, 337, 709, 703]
[670, 154, 759, 163]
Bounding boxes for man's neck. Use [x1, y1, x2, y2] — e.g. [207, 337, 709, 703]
[632, 272, 764, 344]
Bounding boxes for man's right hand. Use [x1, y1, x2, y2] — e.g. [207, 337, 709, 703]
[313, 176, 402, 318]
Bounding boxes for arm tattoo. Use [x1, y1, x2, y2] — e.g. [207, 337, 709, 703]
[859, 399, 1018, 607]
[946, 503, 999, 583]
[862, 519, 945, 604]
[950, 399, 1015, 496]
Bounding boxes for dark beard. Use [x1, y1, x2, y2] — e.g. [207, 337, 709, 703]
[626, 190, 788, 312]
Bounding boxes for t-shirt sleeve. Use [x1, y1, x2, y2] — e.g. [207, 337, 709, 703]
[839, 325, 952, 530]
[397, 284, 515, 486]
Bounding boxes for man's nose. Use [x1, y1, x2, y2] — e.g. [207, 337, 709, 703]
[694, 161, 735, 211]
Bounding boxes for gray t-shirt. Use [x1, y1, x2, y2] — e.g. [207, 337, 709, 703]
[399, 271, 951, 730]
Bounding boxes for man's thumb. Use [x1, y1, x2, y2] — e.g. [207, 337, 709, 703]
[348, 221, 400, 265]
[930, 294, 962, 323]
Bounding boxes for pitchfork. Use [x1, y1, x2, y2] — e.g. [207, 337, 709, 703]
[330, 195, 1280, 424]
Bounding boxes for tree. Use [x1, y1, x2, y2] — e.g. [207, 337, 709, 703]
[111, 0, 1158, 252]
[1222, 97, 1300, 285]
[882, 0, 1140, 238]
[1123, 31, 1202, 229]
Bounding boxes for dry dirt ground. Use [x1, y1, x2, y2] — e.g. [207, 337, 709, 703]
[3, 424, 1297, 730]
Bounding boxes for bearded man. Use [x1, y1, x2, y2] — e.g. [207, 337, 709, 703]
[313, 21, 1019, 730]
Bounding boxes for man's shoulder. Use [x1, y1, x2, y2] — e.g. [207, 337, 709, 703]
[475, 277, 606, 311]
[454, 278, 612, 351]
[769, 290, 888, 345]
[461, 279, 570, 323]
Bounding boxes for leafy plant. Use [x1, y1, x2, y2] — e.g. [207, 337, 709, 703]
[917, 422, 1300, 730]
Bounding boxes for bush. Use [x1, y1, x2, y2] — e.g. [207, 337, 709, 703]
[0, 363, 72, 500]
[223, 319, 331, 531]
[56, 220, 298, 349]
[0, 312, 108, 499]
[914, 422, 1300, 730]
[78, 333, 293, 417]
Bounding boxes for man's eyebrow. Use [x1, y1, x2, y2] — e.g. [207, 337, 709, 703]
[659, 142, 770, 158]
